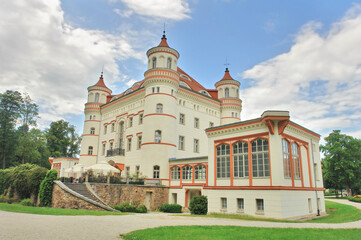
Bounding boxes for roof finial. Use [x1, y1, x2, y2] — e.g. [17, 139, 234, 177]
[163, 22, 166, 39]
[224, 57, 230, 71]
[100, 65, 104, 78]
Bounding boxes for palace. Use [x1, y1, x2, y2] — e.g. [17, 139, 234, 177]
[51, 33, 325, 219]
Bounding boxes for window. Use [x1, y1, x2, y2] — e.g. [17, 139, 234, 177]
[221, 198, 227, 209]
[194, 118, 199, 128]
[126, 166, 130, 176]
[194, 139, 199, 153]
[129, 117, 133, 127]
[152, 87, 155, 93]
[93, 115, 96, 120]
[308, 198, 312, 213]
[157, 87, 160, 93]
[171, 166, 180, 180]
[225, 88, 229, 98]
[233, 141, 249, 178]
[111, 123, 115, 132]
[152, 57, 157, 68]
[88, 146, 93, 155]
[156, 104, 163, 113]
[153, 165, 160, 179]
[136, 166, 140, 177]
[282, 139, 291, 178]
[195, 165, 206, 180]
[179, 114, 185, 125]
[237, 198, 244, 210]
[171, 89, 174, 95]
[216, 144, 230, 178]
[232, 112, 234, 117]
[292, 142, 301, 179]
[179, 136, 185, 150]
[167, 58, 172, 69]
[102, 143, 105, 155]
[127, 138, 132, 151]
[110, 142, 113, 150]
[137, 136, 142, 149]
[155, 130, 161, 143]
[90, 127, 95, 135]
[256, 199, 264, 212]
[90, 115, 92, 120]
[94, 93, 100, 102]
[251, 139, 270, 177]
[182, 165, 192, 180]
[139, 114, 143, 125]
[104, 125, 107, 134]
[209, 122, 214, 127]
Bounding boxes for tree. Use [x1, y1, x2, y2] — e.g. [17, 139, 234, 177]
[45, 120, 81, 158]
[0, 90, 23, 169]
[321, 130, 361, 196]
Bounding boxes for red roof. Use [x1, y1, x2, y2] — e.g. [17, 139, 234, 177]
[158, 35, 170, 47]
[221, 68, 234, 81]
[114, 163, 124, 171]
[178, 67, 208, 92]
[93, 76, 109, 89]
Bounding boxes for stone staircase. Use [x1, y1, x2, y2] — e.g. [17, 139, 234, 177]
[63, 183, 101, 203]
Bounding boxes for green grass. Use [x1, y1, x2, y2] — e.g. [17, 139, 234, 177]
[325, 196, 348, 199]
[122, 226, 361, 240]
[0, 203, 127, 216]
[175, 200, 361, 223]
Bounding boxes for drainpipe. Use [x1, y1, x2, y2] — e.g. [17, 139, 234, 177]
[311, 138, 320, 216]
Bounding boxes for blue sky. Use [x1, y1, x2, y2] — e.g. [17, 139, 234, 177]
[1, 0, 361, 142]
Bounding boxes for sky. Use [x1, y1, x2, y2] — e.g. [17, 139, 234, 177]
[1, 0, 361, 142]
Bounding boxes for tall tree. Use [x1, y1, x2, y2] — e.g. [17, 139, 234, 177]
[19, 93, 39, 164]
[0, 90, 23, 169]
[45, 120, 81, 158]
[321, 130, 361, 196]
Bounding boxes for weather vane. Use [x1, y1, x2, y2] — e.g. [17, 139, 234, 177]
[101, 65, 104, 77]
[224, 57, 230, 69]
[163, 22, 166, 36]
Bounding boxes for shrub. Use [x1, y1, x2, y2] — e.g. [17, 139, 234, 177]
[0, 195, 7, 203]
[20, 198, 34, 206]
[0, 169, 11, 195]
[39, 169, 58, 207]
[114, 202, 147, 213]
[136, 205, 148, 213]
[159, 203, 182, 213]
[189, 195, 208, 215]
[348, 196, 361, 203]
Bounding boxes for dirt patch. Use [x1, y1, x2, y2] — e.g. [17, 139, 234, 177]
[329, 208, 338, 211]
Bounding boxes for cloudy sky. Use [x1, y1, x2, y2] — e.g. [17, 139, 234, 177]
[1, 0, 361, 141]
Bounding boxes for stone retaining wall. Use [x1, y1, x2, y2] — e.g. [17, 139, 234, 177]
[90, 183, 169, 210]
[51, 184, 105, 211]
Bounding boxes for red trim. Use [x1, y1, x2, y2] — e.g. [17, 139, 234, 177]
[79, 155, 97, 157]
[82, 134, 99, 137]
[203, 186, 324, 191]
[126, 135, 133, 138]
[230, 145, 234, 186]
[289, 141, 295, 187]
[178, 88, 221, 106]
[109, 139, 115, 142]
[215, 82, 240, 88]
[298, 144, 304, 187]
[143, 113, 176, 119]
[142, 142, 176, 147]
[88, 89, 111, 94]
[281, 133, 308, 147]
[214, 132, 269, 144]
[84, 120, 101, 122]
[278, 120, 289, 135]
[102, 141, 107, 143]
[145, 75, 179, 85]
[136, 132, 143, 135]
[207, 119, 264, 133]
[148, 50, 179, 59]
[268, 139, 272, 186]
[185, 189, 189, 207]
[248, 140, 253, 186]
[145, 93, 177, 100]
[265, 119, 274, 135]
[52, 157, 79, 160]
[221, 117, 240, 120]
[306, 146, 313, 187]
[101, 89, 145, 110]
[288, 122, 320, 138]
[214, 146, 217, 186]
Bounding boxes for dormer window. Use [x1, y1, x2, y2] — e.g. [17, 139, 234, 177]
[152, 57, 157, 68]
[167, 58, 172, 69]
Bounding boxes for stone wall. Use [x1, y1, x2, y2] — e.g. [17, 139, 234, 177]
[51, 184, 105, 211]
[90, 183, 169, 210]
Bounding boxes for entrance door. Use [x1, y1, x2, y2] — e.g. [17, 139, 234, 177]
[145, 192, 152, 209]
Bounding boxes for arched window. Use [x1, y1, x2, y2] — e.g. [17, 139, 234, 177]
[94, 93, 100, 102]
[155, 130, 161, 143]
[182, 165, 193, 180]
[233, 141, 249, 178]
[251, 139, 270, 177]
[216, 144, 230, 178]
[156, 103, 163, 113]
[90, 127, 95, 135]
[225, 88, 229, 98]
[167, 58, 172, 69]
[88, 146, 93, 155]
[292, 142, 301, 179]
[171, 166, 180, 180]
[282, 139, 291, 178]
[195, 165, 206, 180]
[153, 165, 160, 178]
[152, 57, 157, 68]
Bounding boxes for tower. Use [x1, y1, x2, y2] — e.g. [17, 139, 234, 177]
[215, 68, 242, 125]
[79, 73, 112, 166]
[140, 32, 180, 179]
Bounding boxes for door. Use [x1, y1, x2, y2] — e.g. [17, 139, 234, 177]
[145, 192, 152, 209]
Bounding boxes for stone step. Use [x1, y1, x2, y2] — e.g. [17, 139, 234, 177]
[63, 183, 100, 203]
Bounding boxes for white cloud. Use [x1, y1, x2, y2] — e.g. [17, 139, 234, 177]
[242, 4, 361, 139]
[0, 0, 143, 128]
[118, 0, 191, 20]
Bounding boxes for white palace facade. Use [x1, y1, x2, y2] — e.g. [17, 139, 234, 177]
[69, 33, 325, 219]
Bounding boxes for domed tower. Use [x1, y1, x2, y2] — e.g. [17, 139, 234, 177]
[79, 73, 112, 166]
[215, 68, 242, 125]
[141, 32, 180, 180]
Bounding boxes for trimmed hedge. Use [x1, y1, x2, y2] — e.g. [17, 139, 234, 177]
[20, 198, 34, 206]
[189, 195, 208, 215]
[159, 203, 182, 213]
[348, 196, 361, 203]
[39, 169, 58, 207]
[114, 202, 147, 213]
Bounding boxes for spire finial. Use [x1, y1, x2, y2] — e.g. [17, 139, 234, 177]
[224, 57, 230, 71]
[100, 65, 104, 78]
[162, 22, 166, 38]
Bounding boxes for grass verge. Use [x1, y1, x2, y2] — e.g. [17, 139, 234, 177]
[122, 226, 361, 240]
[0, 203, 127, 216]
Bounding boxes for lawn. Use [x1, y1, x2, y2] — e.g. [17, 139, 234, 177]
[177, 200, 361, 223]
[122, 226, 361, 240]
[0, 203, 127, 216]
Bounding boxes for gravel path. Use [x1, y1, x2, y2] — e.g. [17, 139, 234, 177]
[1, 200, 360, 240]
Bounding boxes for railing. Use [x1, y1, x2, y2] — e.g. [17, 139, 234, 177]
[106, 148, 125, 157]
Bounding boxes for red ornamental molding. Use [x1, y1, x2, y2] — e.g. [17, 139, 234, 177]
[265, 119, 275, 135]
[278, 120, 289, 135]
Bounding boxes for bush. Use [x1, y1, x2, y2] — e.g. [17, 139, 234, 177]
[159, 203, 182, 213]
[0, 169, 11, 195]
[348, 196, 361, 203]
[189, 195, 208, 215]
[20, 198, 34, 206]
[136, 205, 148, 213]
[39, 169, 58, 207]
[0, 195, 6, 203]
[114, 202, 147, 213]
